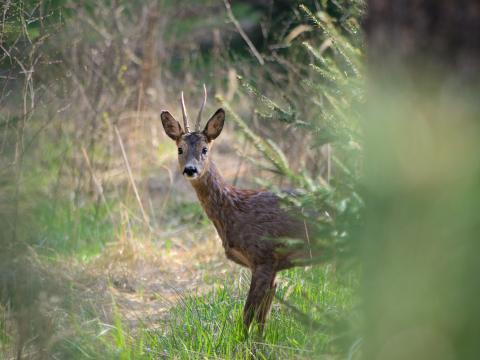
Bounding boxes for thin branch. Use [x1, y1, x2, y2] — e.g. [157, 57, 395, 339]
[304, 220, 313, 261]
[326, 143, 331, 183]
[223, 0, 265, 66]
[195, 84, 207, 131]
[114, 125, 150, 226]
[81, 146, 113, 222]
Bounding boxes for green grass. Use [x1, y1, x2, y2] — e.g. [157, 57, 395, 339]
[31, 199, 117, 258]
[56, 265, 357, 359]
[6, 194, 358, 359]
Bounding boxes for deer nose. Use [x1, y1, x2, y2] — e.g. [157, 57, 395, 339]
[183, 166, 198, 177]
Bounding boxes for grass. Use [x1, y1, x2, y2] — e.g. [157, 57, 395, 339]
[0, 142, 359, 358]
[148, 265, 357, 359]
[51, 263, 357, 359]
[26, 199, 117, 258]
[0, 113, 359, 359]
[1, 188, 359, 358]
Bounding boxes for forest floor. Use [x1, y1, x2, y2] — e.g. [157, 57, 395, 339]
[69, 233, 241, 330]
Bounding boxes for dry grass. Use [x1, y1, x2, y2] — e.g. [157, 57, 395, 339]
[77, 233, 240, 329]
[0, 231, 244, 358]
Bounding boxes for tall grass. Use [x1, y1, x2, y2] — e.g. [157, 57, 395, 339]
[45, 265, 355, 359]
[147, 266, 356, 359]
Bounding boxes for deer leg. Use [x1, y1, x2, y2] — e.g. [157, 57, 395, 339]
[256, 278, 276, 333]
[243, 265, 276, 332]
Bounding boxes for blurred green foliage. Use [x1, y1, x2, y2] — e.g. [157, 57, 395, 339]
[33, 200, 115, 256]
[362, 67, 480, 360]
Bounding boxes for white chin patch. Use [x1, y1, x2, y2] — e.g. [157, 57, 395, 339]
[184, 174, 199, 180]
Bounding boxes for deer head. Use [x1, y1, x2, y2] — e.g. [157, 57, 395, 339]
[161, 85, 225, 180]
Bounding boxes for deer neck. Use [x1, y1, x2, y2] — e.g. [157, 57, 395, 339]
[190, 161, 233, 234]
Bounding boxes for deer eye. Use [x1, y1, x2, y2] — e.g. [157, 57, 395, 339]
[178, 148, 183, 155]
[202, 147, 208, 155]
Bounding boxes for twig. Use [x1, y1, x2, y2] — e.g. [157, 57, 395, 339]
[326, 143, 331, 183]
[1, 1, 12, 45]
[275, 296, 322, 330]
[114, 125, 150, 226]
[304, 220, 313, 261]
[80, 146, 113, 222]
[159, 165, 174, 217]
[233, 136, 248, 187]
[223, 0, 265, 65]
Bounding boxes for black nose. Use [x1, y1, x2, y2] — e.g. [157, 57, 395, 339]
[183, 166, 198, 177]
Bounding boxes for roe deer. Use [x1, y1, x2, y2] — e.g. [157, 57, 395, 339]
[161, 86, 312, 332]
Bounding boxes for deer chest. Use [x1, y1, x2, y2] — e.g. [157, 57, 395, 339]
[225, 246, 253, 269]
[208, 211, 254, 269]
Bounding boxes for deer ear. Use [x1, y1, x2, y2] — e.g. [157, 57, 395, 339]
[203, 108, 225, 141]
[161, 111, 184, 141]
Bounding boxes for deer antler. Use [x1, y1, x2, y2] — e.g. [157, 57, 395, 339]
[195, 84, 207, 131]
[181, 91, 190, 133]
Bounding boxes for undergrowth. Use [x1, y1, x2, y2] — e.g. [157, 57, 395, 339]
[52, 265, 357, 359]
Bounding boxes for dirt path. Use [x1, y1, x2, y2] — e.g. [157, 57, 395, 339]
[75, 235, 239, 329]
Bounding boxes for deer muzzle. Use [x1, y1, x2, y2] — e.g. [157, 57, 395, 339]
[183, 165, 198, 179]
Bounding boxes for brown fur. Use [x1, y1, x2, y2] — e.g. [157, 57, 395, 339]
[161, 107, 309, 331]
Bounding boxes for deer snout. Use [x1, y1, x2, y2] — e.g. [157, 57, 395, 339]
[183, 165, 198, 178]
